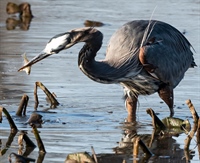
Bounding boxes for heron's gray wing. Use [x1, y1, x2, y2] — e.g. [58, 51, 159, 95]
[139, 21, 194, 87]
[103, 20, 150, 79]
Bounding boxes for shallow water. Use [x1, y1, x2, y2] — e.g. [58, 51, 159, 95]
[0, 0, 200, 162]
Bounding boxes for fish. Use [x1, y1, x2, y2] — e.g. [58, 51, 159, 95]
[19, 53, 31, 75]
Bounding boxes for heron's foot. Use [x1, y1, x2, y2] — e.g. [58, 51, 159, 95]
[125, 97, 137, 122]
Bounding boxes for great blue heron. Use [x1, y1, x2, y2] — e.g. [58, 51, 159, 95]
[18, 20, 196, 122]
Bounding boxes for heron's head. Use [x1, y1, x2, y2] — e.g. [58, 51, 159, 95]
[18, 27, 102, 71]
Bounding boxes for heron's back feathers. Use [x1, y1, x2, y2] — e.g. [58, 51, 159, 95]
[104, 20, 195, 88]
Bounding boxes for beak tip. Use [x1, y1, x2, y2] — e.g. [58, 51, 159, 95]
[18, 68, 22, 72]
[17, 52, 51, 73]
[18, 64, 28, 72]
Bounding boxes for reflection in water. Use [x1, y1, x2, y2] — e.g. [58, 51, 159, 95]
[6, 17, 32, 31]
[114, 109, 198, 162]
[6, 2, 33, 31]
[0, 131, 17, 156]
[8, 152, 35, 163]
[114, 123, 195, 162]
[0, 106, 198, 162]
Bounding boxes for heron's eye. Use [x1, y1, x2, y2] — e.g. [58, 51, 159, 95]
[83, 31, 88, 35]
[146, 37, 156, 45]
[67, 37, 71, 43]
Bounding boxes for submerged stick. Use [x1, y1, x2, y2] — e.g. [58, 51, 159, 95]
[16, 94, 29, 116]
[31, 124, 46, 153]
[146, 108, 166, 130]
[34, 82, 59, 109]
[0, 107, 18, 131]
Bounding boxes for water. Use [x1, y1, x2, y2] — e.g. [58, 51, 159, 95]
[0, 0, 199, 162]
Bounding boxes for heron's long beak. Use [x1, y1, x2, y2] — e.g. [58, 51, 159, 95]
[18, 31, 74, 72]
[18, 52, 51, 71]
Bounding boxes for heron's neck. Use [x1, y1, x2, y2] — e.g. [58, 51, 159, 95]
[78, 41, 101, 65]
[78, 43, 117, 84]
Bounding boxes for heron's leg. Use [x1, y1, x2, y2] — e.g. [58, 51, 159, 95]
[125, 96, 137, 122]
[158, 85, 174, 117]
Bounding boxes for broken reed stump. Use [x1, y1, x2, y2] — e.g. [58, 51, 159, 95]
[16, 94, 29, 116]
[6, 2, 20, 14]
[66, 152, 96, 163]
[34, 81, 59, 110]
[186, 99, 199, 123]
[31, 124, 46, 153]
[0, 107, 18, 131]
[197, 119, 200, 159]
[146, 108, 166, 130]
[184, 99, 199, 161]
[184, 119, 198, 160]
[91, 146, 98, 163]
[6, 2, 33, 17]
[84, 20, 104, 27]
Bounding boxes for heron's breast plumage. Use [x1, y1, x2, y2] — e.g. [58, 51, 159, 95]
[120, 69, 161, 97]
